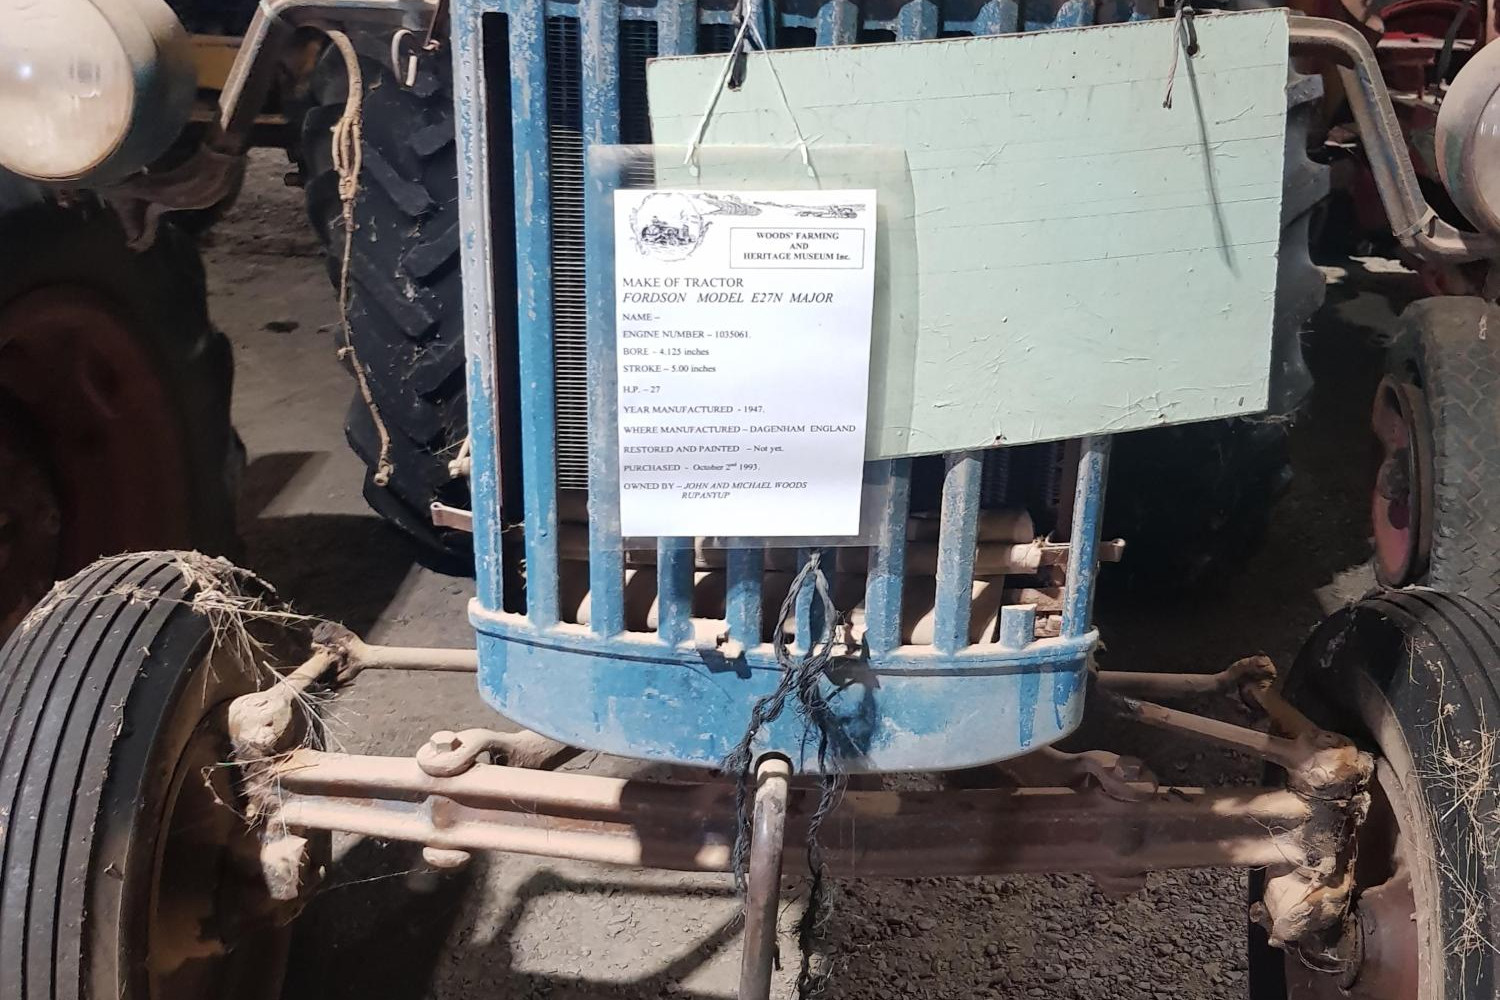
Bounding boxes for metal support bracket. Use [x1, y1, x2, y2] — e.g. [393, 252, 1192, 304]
[431, 501, 475, 532]
[417, 726, 583, 774]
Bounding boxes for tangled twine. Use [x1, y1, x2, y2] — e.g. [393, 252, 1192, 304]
[724, 551, 848, 998]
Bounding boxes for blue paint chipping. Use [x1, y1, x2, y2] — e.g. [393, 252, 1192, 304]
[1017, 663, 1040, 749]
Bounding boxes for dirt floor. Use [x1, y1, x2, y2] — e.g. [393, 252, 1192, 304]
[211, 150, 1411, 999]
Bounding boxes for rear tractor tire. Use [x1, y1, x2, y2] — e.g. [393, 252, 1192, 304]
[1103, 71, 1327, 590]
[0, 201, 240, 637]
[300, 30, 472, 570]
[0, 553, 318, 1000]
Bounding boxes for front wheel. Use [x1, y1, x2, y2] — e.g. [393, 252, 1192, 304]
[1252, 590, 1500, 999]
[1374, 297, 1500, 602]
[0, 553, 308, 1000]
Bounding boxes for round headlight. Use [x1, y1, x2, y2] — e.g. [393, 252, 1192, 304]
[1437, 40, 1500, 235]
[0, 0, 194, 184]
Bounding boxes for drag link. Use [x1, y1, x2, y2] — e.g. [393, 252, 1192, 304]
[1095, 654, 1276, 703]
[306, 621, 479, 682]
[1109, 692, 1310, 770]
[1241, 676, 1328, 742]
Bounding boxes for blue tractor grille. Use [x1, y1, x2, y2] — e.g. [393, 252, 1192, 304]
[454, 0, 1123, 771]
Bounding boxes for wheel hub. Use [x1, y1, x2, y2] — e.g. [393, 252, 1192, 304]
[148, 704, 293, 1000]
[1370, 376, 1432, 586]
[1282, 763, 1423, 1000]
[1350, 869, 1418, 999]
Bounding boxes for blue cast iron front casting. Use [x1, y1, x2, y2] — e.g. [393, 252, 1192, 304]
[451, 0, 1123, 772]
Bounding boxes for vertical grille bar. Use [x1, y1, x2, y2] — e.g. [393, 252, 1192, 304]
[816, 0, 858, 44]
[932, 451, 982, 654]
[656, 0, 699, 55]
[583, 0, 625, 636]
[581, 0, 621, 146]
[725, 547, 763, 647]
[864, 459, 912, 656]
[794, 546, 832, 650]
[748, 0, 770, 43]
[660, 3, 760, 649]
[973, 0, 1020, 33]
[896, 0, 940, 38]
[658, 537, 695, 644]
[641, 8, 697, 647]
[453, 13, 504, 612]
[510, 0, 561, 626]
[1061, 436, 1111, 638]
[723, 538, 766, 647]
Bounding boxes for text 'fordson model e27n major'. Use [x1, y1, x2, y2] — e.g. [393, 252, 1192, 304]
[3, 0, 1500, 997]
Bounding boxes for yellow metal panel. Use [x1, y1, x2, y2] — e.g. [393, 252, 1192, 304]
[190, 34, 241, 93]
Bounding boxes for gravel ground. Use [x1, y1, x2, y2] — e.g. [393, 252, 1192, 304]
[209, 150, 1410, 999]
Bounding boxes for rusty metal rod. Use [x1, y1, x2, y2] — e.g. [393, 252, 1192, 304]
[739, 757, 791, 1000]
[270, 751, 1312, 876]
[278, 793, 733, 868]
[1114, 695, 1305, 769]
[1095, 655, 1274, 700]
[282, 647, 340, 692]
[1097, 670, 1240, 699]
[277, 748, 657, 810]
[341, 637, 479, 672]
[557, 525, 1124, 576]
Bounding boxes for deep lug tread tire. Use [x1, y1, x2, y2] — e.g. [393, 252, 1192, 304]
[301, 31, 472, 570]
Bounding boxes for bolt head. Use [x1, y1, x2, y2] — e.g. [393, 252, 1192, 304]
[430, 730, 462, 752]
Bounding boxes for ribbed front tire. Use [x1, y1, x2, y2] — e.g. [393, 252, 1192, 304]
[1251, 589, 1500, 1000]
[0, 554, 296, 1000]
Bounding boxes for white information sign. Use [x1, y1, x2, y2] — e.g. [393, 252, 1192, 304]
[613, 188, 878, 538]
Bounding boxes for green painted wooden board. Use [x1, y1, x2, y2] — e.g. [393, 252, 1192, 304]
[645, 10, 1292, 456]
